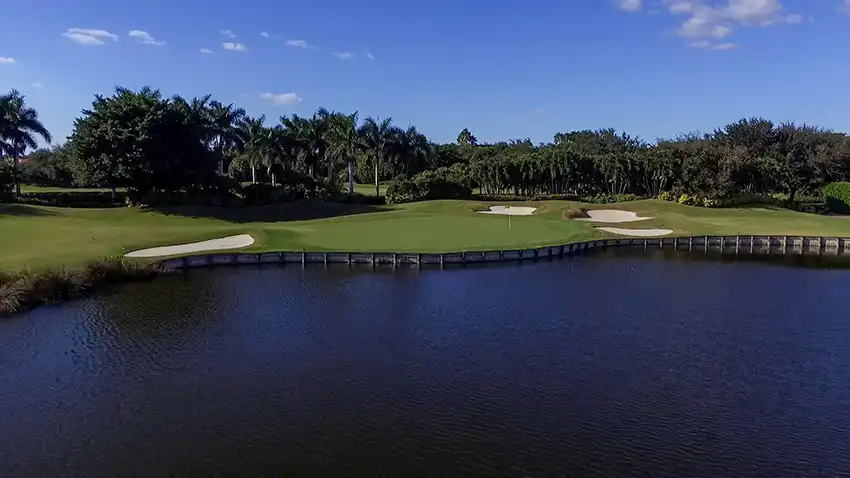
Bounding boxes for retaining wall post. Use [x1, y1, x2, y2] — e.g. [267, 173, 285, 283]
[749, 236, 754, 255]
[439, 254, 444, 267]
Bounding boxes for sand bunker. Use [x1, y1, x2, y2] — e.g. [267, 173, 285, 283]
[478, 206, 537, 216]
[125, 234, 255, 258]
[576, 209, 652, 223]
[598, 227, 673, 237]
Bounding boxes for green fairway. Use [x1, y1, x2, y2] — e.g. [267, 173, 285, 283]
[2, 199, 850, 272]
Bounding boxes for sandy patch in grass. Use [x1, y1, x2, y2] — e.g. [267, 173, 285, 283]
[598, 227, 673, 237]
[478, 206, 537, 216]
[575, 209, 652, 223]
[125, 234, 255, 258]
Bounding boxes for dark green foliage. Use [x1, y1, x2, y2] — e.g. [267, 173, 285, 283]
[580, 194, 642, 204]
[386, 166, 473, 204]
[241, 170, 338, 206]
[20, 145, 74, 187]
[0, 160, 13, 202]
[822, 182, 850, 214]
[18, 191, 127, 207]
[68, 87, 217, 196]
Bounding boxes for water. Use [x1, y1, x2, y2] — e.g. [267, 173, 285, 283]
[2, 252, 850, 477]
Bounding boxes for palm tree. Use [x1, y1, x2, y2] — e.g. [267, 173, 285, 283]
[357, 116, 393, 196]
[0, 90, 52, 198]
[239, 115, 269, 184]
[328, 111, 359, 193]
[207, 101, 247, 175]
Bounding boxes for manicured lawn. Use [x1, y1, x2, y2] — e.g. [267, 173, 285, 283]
[351, 182, 388, 196]
[2, 199, 850, 272]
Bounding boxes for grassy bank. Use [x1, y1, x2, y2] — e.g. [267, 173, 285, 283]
[0, 258, 161, 315]
[3, 199, 850, 272]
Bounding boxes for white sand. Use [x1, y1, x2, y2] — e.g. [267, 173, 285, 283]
[478, 206, 537, 216]
[598, 227, 673, 237]
[575, 209, 652, 223]
[125, 234, 255, 258]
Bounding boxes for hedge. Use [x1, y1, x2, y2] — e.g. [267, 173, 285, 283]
[823, 182, 850, 214]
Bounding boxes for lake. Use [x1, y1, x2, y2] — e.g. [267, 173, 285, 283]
[2, 251, 850, 477]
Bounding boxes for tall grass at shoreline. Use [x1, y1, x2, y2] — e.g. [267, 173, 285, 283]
[0, 258, 162, 316]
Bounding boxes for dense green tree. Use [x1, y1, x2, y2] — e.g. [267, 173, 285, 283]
[68, 86, 215, 199]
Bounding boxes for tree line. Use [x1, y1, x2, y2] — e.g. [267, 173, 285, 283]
[3, 86, 850, 205]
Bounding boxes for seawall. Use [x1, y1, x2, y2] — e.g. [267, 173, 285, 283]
[156, 235, 850, 270]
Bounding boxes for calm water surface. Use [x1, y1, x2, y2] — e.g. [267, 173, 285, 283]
[2, 252, 850, 477]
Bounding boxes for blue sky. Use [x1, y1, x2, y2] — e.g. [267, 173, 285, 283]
[2, 0, 850, 146]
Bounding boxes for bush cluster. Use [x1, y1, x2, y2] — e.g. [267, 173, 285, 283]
[580, 194, 643, 204]
[241, 171, 338, 206]
[822, 182, 850, 214]
[0, 258, 161, 316]
[386, 167, 473, 204]
[18, 191, 128, 207]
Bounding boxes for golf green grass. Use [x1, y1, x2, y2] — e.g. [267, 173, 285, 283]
[2, 199, 850, 272]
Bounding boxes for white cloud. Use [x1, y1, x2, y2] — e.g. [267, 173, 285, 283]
[333, 51, 355, 59]
[128, 30, 166, 46]
[0, 57, 16, 64]
[220, 29, 236, 38]
[646, 1, 804, 48]
[260, 31, 270, 38]
[200, 48, 214, 54]
[30, 82, 44, 88]
[62, 28, 119, 45]
[366, 51, 375, 60]
[617, 0, 642, 12]
[223, 42, 248, 52]
[260, 92, 303, 106]
[689, 40, 739, 50]
[285, 39, 313, 49]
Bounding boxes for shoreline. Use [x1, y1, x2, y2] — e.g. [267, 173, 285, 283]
[4, 235, 850, 318]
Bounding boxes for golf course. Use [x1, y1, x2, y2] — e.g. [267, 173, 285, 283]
[4, 199, 850, 272]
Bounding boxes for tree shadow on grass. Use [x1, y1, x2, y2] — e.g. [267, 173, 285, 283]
[146, 201, 391, 224]
[0, 204, 58, 217]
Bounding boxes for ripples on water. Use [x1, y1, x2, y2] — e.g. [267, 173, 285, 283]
[2, 251, 850, 476]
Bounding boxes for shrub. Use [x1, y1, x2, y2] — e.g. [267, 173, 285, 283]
[385, 178, 423, 204]
[18, 191, 127, 208]
[472, 193, 580, 202]
[0, 280, 23, 314]
[562, 206, 589, 219]
[240, 171, 337, 206]
[385, 167, 473, 204]
[1, 259, 162, 316]
[823, 182, 850, 214]
[657, 191, 675, 202]
[581, 194, 642, 204]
